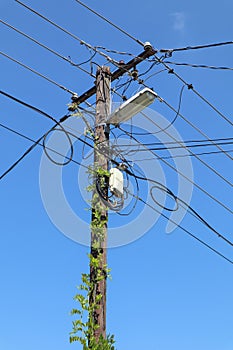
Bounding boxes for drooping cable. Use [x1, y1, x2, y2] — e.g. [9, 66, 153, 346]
[0, 122, 90, 173]
[125, 171, 233, 246]
[126, 189, 233, 265]
[0, 19, 95, 78]
[14, 0, 125, 71]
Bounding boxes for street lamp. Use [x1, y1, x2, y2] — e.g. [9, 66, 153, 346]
[107, 87, 158, 125]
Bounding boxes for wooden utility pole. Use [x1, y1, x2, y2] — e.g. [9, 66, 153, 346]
[90, 66, 111, 343]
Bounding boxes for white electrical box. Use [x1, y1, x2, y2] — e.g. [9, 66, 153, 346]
[109, 168, 124, 197]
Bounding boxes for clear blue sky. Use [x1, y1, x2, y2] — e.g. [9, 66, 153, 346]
[1, 1, 233, 349]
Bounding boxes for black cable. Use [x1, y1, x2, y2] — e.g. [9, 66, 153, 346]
[0, 90, 125, 179]
[0, 51, 76, 94]
[126, 189, 233, 265]
[152, 56, 233, 128]
[0, 90, 74, 169]
[124, 170, 233, 246]
[118, 122, 233, 189]
[117, 136, 233, 146]
[131, 149, 233, 161]
[117, 125, 233, 215]
[0, 90, 65, 124]
[160, 41, 233, 54]
[1, 117, 232, 250]
[164, 60, 233, 71]
[14, 0, 122, 70]
[127, 84, 185, 136]
[0, 20, 95, 78]
[42, 127, 74, 166]
[159, 94, 233, 161]
[118, 140, 233, 151]
[73, 0, 145, 47]
[1, 112, 232, 250]
[0, 122, 90, 176]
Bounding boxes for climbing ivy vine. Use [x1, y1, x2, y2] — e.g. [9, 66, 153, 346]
[70, 166, 116, 349]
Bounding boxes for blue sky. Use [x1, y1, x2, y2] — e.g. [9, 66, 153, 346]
[1, 1, 233, 349]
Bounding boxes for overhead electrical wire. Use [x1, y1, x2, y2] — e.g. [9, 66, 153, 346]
[110, 68, 233, 162]
[164, 60, 233, 71]
[0, 51, 76, 94]
[0, 90, 123, 178]
[151, 83, 185, 135]
[72, 0, 233, 66]
[109, 68, 233, 162]
[156, 93, 233, 161]
[116, 140, 233, 151]
[0, 19, 95, 78]
[119, 111, 233, 188]
[1, 0, 230, 268]
[60, 112, 233, 247]
[73, 0, 145, 47]
[124, 170, 233, 246]
[117, 136, 233, 146]
[160, 41, 233, 54]
[16, 0, 232, 136]
[126, 189, 233, 265]
[0, 122, 89, 171]
[117, 126, 233, 215]
[152, 56, 233, 128]
[2, 115, 232, 255]
[130, 149, 233, 161]
[115, 75, 233, 161]
[1, 91, 232, 253]
[0, 90, 74, 177]
[66, 0, 233, 128]
[14, 0, 125, 71]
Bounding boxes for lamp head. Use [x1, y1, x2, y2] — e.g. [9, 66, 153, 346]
[107, 88, 157, 125]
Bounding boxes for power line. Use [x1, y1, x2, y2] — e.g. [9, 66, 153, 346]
[0, 90, 68, 123]
[0, 19, 95, 78]
[111, 78, 233, 164]
[117, 140, 233, 151]
[160, 41, 233, 54]
[164, 60, 233, 71]
[130, 149, 233, 161]
[119, 136, 233, 145]
[73, 0, 145, 47]
[14, 0, 125, 71]
[135, 111, 233, 187]
[0, 51, 76, 94]
[118, 126, 233, 215]
[2, 94, 232, 260]
[109, 63, 233, 163]
[61, 1, 233, 129]
[0, 90, 121, 178]
[157, 94, 233, 161]
[153, 56, 233, 128]
[48, 0, 233, 129]
[0, 121, 90, 180]
[119, 77, 233, 161]
[126, 189, 233, 265]
[51, 0, 233, 128]
[125, 170, 233, 246]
